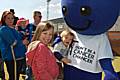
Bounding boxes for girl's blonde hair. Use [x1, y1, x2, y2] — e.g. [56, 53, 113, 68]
[32, 22, 54, 43]
[60, 29, 75, 38]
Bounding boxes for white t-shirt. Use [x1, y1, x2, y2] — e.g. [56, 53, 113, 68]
[54, 42, 69, 57]
[67, 31, 113, 73]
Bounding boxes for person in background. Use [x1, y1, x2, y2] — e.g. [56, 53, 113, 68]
[16, 18, 30, 47]
[26, 22, 59, 80]
[53, 29, 75, 79]
[31, 11, 42, 32]
[27, 11, 42, 41]
[0, 20, 2, 26]
[26, 10, 42, 80]
[15, 17, 30, 79]
[0, 20, 5, 80]
[0, 11, 26, 80]
[10, 9, 19, 26]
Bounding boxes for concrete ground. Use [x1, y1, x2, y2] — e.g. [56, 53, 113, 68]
[4, 56, 120, 80]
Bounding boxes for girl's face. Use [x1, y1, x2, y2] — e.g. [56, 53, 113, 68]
[62, 34, 74, 47]
[39, 28, 53, 45]
[5, 14, 14, 27]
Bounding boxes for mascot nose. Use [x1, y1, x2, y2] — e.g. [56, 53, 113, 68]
[80, 6, 91, 16]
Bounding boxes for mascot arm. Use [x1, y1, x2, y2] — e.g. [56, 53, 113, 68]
[99, 58, 120, 80]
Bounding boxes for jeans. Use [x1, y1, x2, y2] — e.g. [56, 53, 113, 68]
[0, 59, 5, 80]
[26, 66, 33, 80]
[5, 58, 26, 80]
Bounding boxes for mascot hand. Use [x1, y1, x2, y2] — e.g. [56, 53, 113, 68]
[52, 36, 61, 47]
[99, 58, 120, 80]
[104, 70, 119, 80]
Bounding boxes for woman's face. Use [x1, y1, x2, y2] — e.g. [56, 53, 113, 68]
[5, 14, 14, 27]
[39, 28, 53, 45]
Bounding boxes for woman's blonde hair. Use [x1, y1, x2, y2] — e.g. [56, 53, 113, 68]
[32, 22, 54, 43]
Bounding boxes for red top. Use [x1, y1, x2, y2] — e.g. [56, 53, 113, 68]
[27, 43, 59, 80]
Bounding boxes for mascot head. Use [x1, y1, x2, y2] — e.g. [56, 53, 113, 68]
[61, 0, 120, 35]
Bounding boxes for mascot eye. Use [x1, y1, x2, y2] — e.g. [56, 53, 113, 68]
[62, 6, 67, 16]
[80, 6, 91, 16]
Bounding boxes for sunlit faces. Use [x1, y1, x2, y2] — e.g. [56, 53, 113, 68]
[5, 14, 14, 27]
[39, 28, 53, 45]
[62, 34, 74, 47]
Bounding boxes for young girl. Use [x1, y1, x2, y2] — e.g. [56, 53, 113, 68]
[0, 51, 5, 80]
[26, 22, 59, 80]
[53, 30, 75, 79]
[54, 30, 75, 64]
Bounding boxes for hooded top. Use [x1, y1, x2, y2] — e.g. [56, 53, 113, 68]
[26, 41, 59, 80]
[26, 41, 40, 66]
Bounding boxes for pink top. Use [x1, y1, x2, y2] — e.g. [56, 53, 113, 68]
[27, 43, 59, 80]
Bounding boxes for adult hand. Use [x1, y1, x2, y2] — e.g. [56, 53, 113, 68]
[23, 38, 29, 46]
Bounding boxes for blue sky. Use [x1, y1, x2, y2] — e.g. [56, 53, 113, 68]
[0, 0, 62, 22]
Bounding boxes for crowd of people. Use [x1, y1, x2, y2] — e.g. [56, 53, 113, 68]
[0, 9, 76, 80]
[0, 9, 120, 80]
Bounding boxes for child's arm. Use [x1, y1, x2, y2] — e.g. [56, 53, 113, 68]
[54, 52, 71, 64]
[54, 52, 64, 61]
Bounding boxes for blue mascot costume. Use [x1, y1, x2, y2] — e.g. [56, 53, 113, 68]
[61, 0, 120, 80]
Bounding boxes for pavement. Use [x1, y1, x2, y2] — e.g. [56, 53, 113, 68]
[4, 56, 120, 80]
